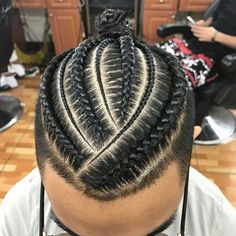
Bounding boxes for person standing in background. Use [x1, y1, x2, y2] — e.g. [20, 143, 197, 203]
[0, 0, 19, 90]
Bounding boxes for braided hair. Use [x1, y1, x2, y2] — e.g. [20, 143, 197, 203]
[35, 9, 195, 201]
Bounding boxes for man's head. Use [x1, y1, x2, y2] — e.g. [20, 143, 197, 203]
[35, 9, 196, 236]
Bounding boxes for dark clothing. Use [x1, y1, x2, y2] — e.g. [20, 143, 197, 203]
[0, 0, 13, 73]
[187, 0, 236, 65]
[212, 0, 236, 34]
[0, 0, 11, 23]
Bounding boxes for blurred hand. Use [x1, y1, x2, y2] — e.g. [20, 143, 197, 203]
[194, 17, 213, 27]
[191, 25, 216, 42]
[194, 20, 205, 26]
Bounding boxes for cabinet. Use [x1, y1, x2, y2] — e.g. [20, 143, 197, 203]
[142, 0, 213, 42]
[46, 0, 79, 9]
[179, 0, 213, 11]
[12, 0, 82, 55]
[47, 0, 82, 54]
[143, 0, 177, 42]
[12, 0, 46, 8]
[48, 9, 81, 54]
[143, 10, 176, 42]
[143, 0, 177, 11]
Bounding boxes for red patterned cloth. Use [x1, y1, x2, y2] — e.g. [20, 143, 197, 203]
[157, 38, 218, 88]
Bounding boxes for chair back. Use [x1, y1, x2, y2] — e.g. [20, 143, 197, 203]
[203, 0, 221, 20]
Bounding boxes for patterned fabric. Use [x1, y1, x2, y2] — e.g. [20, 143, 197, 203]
[157, 38, 218, 88]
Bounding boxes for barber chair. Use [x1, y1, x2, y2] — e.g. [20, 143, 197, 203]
[0, 95, 24, 132]
[157, 0, 236, 145]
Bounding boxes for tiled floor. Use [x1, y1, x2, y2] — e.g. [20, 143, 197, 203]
[0, 76, 236, 207]
[0, 77, 39, 203]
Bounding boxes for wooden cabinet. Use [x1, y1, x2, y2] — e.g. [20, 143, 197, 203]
[143, 0, 178, 11]
[179, 0, 213, 11]
[46, 0, 79, 9]
[142, 0, 177, 42]
[12, 0, 82, 55]
[143, 10, 176, 42]
[12, 0, 46, 8]
[48, 8, 81, 54]
[47, 0, 82, 54]
[142, 0, 213, 42]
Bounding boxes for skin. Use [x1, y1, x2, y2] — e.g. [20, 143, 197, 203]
[214, 32, 236, 49]
[195, 17, 213, 27]
[191, 18, 236, 49]
[43, 127, 201, 236]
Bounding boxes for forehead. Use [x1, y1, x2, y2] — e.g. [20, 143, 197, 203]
[43, 162, 183, 235]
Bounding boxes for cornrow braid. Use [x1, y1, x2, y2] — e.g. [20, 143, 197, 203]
[95, 38, 116, 125]
[58, 52, 94, 150]
[36, 9, 195, 201]
[40, 49, 87, 169]
[118, 35, 135, 121]
[69, 39, 108, 146]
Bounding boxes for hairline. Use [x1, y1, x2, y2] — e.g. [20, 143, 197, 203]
[50, 207, 178, 235]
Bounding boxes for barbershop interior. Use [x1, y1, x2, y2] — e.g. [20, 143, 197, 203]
[0, 0, 236, 235]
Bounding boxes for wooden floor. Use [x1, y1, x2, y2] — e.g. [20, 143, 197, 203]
[0, 76, 236, 208]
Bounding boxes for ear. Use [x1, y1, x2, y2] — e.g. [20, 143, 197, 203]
[193, 126, 202, 139]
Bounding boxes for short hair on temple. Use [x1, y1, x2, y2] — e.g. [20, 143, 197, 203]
[35, 9, 195, 201]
